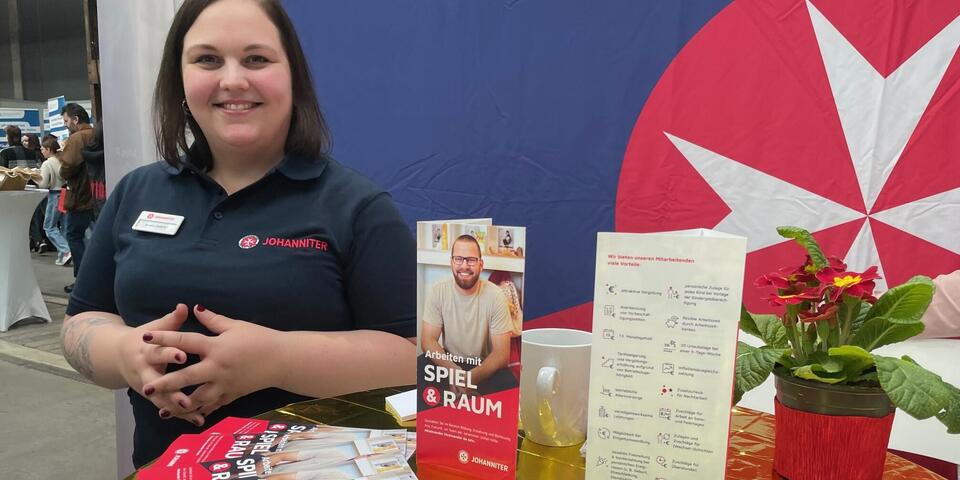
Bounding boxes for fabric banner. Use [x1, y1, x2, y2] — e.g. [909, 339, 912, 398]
[286, 0, 960, 329]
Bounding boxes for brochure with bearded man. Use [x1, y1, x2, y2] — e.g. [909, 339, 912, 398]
[415, 220, 525, 479]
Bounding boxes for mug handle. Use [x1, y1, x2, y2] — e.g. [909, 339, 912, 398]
[537, 366, 559, 419]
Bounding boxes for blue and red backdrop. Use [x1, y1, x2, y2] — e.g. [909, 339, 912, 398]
[286, 0, 960, 329]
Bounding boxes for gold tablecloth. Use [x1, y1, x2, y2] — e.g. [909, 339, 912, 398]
[133, 387, 944, 479]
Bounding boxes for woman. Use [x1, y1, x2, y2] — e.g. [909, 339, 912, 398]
[23, 133, 42, 155]
[36, 137, 71, 265]
[60, 0, 417, 467]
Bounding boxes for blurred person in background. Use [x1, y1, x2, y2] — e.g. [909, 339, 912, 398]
[58, 103, 96, 293]
[2, 126, 48, 251]
[1, 125, 39, 168]
[24, 133, 42, 155]
[24, 132, 52, 252]
[81, 123, 107, 216]
[37, 137, 72, 266]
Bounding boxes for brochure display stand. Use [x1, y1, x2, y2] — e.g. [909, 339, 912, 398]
[416, 219, 525, 479]
[586, 230, 746, 479]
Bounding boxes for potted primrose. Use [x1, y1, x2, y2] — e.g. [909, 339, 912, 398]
[736, 227, 959, 480]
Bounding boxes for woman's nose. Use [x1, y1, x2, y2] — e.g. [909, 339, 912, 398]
[219, 60, 250, 91]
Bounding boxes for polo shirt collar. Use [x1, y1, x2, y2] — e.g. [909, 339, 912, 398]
[159, 158, 207, 177]
[275, 154, 329, 180]
[159, 160, 185, 176]
[159, 154, 328, 181]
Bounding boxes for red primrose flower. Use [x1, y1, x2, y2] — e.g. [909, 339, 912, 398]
[816, 266, 881, 303]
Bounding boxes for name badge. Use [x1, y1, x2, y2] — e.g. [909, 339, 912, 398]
[132, 211, 184, 236]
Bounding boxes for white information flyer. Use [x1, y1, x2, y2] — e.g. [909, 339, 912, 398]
[585, 229, 746, 480]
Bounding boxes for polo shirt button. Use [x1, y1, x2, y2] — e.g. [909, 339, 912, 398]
[213, 211, 224, 220]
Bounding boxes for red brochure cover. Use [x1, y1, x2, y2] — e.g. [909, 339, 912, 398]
[415, 221, 524, 479]
[138, 417, 318, 479]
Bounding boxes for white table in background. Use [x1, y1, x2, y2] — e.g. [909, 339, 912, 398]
[0, 189, 51, 332]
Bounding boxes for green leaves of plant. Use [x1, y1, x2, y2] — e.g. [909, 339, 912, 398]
[848, 276, 934, 351]
[851, 301, 871, 333]
[875, 355, 956, 424]
[937, 385, 960, 434]
[791, 346, 876, 385]
[829, 345, 876, 379]
[734, 342, 788, 404]
[786, 352, 960, 434]
[862, 276, 935, 325]
[777, 226, 826, 270]
[850, 318, 925, 352]
[742, 226, 954, 433]
[793, 364, 846, 384]
[739, 306, 787, 348]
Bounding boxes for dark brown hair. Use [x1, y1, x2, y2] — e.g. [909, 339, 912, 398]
[5, 125, 22, 145]
[61, 103, 91, 124]
[153, 0, 330, 170]
[24, 133, 41, 151]
[41, 136, 60, 153]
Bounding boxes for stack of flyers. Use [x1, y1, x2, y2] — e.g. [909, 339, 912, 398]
[256, 452, 414, 479]
[139, 417, 417, 480]
[275, 426, 414, 459]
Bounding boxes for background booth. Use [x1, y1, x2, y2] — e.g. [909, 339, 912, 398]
[99, 0, 960, 477]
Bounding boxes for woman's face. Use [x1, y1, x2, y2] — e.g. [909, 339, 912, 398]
[181, 0, 293, 157]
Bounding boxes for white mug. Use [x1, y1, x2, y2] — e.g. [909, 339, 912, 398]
[520, 328, 592, 447]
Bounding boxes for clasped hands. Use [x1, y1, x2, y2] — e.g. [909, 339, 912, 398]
[117, 303, 287, 427]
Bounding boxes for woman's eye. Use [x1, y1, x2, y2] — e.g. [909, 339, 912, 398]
[246, 55, 271, 65]
[195, 55, 221, 65]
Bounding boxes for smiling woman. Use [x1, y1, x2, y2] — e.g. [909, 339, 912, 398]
[60, 0, 418, 468]
[154, 0, 328, 192]
[179, 3, 292, 173]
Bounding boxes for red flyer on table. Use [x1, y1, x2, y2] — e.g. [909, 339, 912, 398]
[138, 417, 319, 479]
[415, 220, 525, 479]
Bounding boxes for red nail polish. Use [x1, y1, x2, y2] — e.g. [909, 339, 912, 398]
[144, 386, 155, 396]
[142, 332, 153, 342]
[159, 410, 170, 418]
[196, 304, 206, 312]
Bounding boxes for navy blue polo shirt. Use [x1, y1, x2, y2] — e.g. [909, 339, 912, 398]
[66, 154, 416, 467]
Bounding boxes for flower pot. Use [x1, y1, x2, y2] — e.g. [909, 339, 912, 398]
[773, 369, 896, 480]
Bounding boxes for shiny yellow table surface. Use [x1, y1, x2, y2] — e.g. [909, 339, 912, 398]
[134, 387, 944, 479]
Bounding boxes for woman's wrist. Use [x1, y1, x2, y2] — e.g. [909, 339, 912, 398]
[114, 324, 140, 382]
[271, 330, 311, 392]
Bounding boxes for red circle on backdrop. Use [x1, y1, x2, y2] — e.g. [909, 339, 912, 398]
[615, 0, 960, 312]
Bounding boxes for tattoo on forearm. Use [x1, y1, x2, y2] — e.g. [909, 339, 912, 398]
[61, 317, 114, 380]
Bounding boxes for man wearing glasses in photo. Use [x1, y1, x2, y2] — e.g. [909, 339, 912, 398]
[421, 234, 515, 395]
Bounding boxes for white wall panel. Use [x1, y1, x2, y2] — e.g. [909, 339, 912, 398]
[97, 2, 180, 477]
